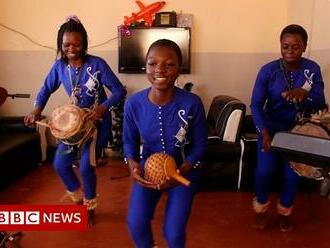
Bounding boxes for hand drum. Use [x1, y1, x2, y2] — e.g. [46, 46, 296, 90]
[36, 104, 95, 146]
[144, 153, 191, 186]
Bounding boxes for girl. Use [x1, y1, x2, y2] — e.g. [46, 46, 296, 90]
[123, 39, 208, 248]
[250, 24, 326, 232]
[24, 16, 126, 225]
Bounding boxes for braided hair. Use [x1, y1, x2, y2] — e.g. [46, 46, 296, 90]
[56, 17, 88, 61]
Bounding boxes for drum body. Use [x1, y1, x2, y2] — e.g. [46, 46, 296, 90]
[49, 104, 95, 146]
[289, 122, 329, 179]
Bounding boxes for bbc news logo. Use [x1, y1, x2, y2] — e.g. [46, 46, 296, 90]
[0, 205, 87, 231]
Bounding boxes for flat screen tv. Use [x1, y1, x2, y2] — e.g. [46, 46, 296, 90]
[118, 27, 191, 74]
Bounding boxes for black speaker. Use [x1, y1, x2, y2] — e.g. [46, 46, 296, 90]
[155, 12, 177, 27]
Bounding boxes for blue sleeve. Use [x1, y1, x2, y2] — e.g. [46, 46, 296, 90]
[123, 99, 141, 160]
[99, 60, 127, 108]
[250, 67, 269, 132]
[35, 64, 61, 109]
[185, 97, 208, 165]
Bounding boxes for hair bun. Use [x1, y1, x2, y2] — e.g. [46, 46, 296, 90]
[65, 15, 81, 23]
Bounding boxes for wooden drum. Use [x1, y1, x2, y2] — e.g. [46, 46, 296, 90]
[39, 104, 95, 146]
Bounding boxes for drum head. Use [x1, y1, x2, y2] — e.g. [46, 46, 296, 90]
[50, 105, 85, 139]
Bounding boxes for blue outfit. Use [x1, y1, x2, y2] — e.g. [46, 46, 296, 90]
[35, 54, 126, 199]
[251, 58, 326, 207]
[123, 87, 208, 248]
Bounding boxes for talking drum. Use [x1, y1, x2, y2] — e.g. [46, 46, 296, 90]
[289, 122, 330, 180]
[144, 153, 191, 187]
[38, 104, 95, 146]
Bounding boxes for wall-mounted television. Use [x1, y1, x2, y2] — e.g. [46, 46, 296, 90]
[118, 27, 191, 74]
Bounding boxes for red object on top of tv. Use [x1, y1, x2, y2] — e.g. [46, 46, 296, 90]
[124, 1, 166, 27]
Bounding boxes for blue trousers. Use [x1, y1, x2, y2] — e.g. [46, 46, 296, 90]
[53, 139, 99, 200]
[254, 135, 300, 207]
[127, 170, 200, 248]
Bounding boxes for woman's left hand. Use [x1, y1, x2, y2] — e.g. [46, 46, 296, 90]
[157, 178, 178, 190]
[157, 162, 192, 190]
[85, 104, 107, 122]
[281, 88, 308, 103]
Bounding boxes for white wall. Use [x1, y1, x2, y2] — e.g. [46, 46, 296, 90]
[288, 0, 330, 100]
[0, 0, 328, 116]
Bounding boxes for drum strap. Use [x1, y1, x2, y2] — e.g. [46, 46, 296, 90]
[89, 129, 98, 167]
[67, 64, 102, 113]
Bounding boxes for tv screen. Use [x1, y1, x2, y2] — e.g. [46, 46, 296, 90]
[118, 27, 191, 74]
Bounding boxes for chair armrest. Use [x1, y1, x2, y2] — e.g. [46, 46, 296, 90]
[241, 133, 258, 142]
[208, 136, 222, 140]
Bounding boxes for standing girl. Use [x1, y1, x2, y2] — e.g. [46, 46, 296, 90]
[24, 16, 126, 225]
[123, 39, 208, 248]
[251, 24, 326, 231]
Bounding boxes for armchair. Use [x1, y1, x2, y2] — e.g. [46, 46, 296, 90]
[0, 116, 41, 190]
[200, 95, 246, 190]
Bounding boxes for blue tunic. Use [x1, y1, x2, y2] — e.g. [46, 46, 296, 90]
[34, 54, 126, 200]
[251, 58, 326, 133]
[35, 54, 127, 146]
[250, 57, 326, 208]
[123, 86, 208, 167]
[124, 86, 208, 248]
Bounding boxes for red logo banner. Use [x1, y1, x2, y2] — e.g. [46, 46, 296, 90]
[0, 205, 87, 231]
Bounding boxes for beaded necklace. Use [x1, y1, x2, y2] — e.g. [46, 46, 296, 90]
[280, 59, 297, 90]
[67, 63, 100, 108]
[67, 64, 83, 105]
[279, 59, 305, 121]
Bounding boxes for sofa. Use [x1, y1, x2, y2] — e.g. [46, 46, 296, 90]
[0, 116, 41, 190]
[200, 95, 249, 190]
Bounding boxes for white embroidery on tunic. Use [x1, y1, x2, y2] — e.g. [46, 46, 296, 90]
[85, 67, 100, 96]
[304, 69, 314, 87]
[175, 110, 190, 147]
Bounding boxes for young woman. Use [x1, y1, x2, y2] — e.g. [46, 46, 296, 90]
[24, 16, 126, 225]
[250, 24, 326, 232]
[123, 39, 208, 248]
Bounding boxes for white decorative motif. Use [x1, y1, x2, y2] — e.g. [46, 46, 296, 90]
[175, 110, 189, 147]
[304, 69, 314, 87]
[175, 127, 187, 143]
[178, 110, 188, 125]
[85, 67, 100, 96]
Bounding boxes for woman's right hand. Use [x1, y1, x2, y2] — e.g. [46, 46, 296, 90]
[281, 88, 308, 103]
[127, 159, 159, 189]
[261, 129, 272, 152]
[24, 107, 42, 127]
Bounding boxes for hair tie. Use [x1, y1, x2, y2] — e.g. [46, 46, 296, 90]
[65, 15, 81, 23]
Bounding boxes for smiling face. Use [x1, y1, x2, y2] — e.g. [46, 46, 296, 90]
[146, 46, 180, 91]
[280, 33, 306, 67]
[61, 32, 84, 63]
